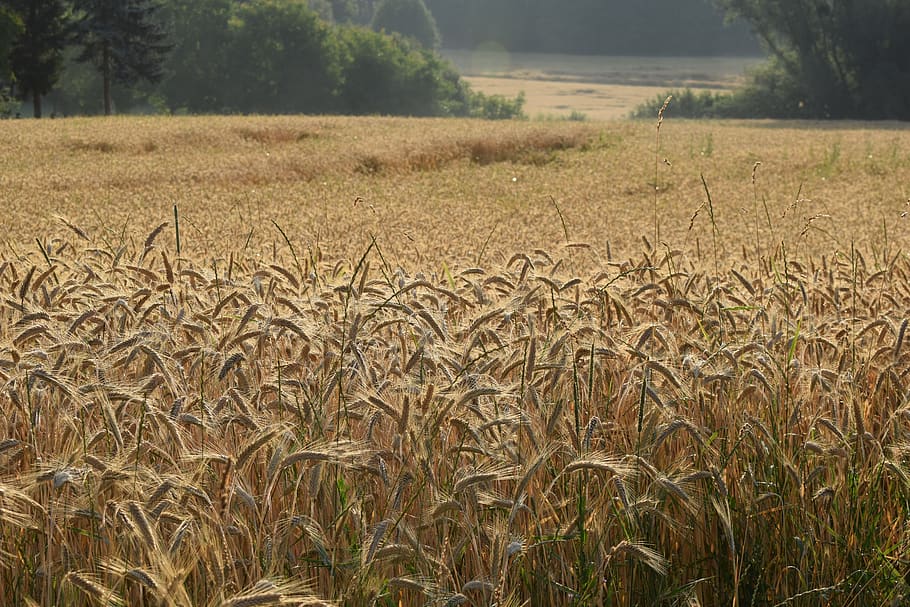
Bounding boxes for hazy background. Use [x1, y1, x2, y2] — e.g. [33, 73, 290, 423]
[424, 0, 762, 119]
[7, 0, 908, 120]
[1, 0, 763, 118]
[425, 0, 760, 57]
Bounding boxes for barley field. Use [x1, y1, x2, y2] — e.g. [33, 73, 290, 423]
[2, 114, 910, 606]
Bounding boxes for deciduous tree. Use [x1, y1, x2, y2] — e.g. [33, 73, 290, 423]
[715, 0, 910, 119]
[159, 0, 232, 113]
[371, 0, 439, 49]
[224, 0, 341, 114]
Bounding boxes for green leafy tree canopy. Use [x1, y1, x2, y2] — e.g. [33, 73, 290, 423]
[716, 0, 910, 119]
[225, 0, 341, 114]
[371, 0, 440, 49]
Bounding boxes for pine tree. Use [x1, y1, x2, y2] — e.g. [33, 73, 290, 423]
[8, 0, 69, 118]
[73, 0, 170, 115]
[1, 8, 22, 78]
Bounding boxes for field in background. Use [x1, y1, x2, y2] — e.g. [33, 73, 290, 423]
[443, 50, 764, 119]
[2, 115, 910, 606]
[3, 114, 909, 266]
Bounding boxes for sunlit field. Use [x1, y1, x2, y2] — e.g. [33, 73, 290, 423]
[2, 114, 910, 606]
[443, 51, 764, 119]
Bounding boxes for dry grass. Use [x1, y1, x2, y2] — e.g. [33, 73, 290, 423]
[1, 114, 910, 606]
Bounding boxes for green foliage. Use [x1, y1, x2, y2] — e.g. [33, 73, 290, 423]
[338, 27, 467, 116]
[158, 0, 233, 113]
[468, 89, 525, 120]
[74, 0, 170, 84]
[715, 0, 910, 120]
[47, 46, 101, 115]
[0, 6, 23, 80]
[0, 91, 17, 117]
[631, 58, 840, 120]
[305, 0, 335, 21]
[0, 0, 526, 118]
[8, 0, 69, 117]
[631, 88, 739, 120]
[224, 0, 342, 114]
[328, 0, 375, 24]
[371, 0, 439, 49]
[73, 0, 171, 114]
[156, 0, 518, 119]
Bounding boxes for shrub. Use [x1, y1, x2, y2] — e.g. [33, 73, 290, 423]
[631, 62, 819, 120]
[631, 88, 736, 120]
[0, 89, 17, 117]
[338, 27, 466, 116]
[468, 89, 526, 120]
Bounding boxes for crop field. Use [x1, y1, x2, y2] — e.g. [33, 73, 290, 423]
[2, 114, 910, 606]
[443, 51, 763, 119]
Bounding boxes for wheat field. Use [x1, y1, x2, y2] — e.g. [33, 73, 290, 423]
[1, 114, 910, 606]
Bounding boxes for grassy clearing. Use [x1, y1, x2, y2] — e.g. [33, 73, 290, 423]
[1, 115, 910, 606]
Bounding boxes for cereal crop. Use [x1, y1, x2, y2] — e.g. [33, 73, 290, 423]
[1, 114, 910, 606]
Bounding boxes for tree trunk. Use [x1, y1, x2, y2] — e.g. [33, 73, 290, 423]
[103, 43, 112, 116]
[33, 94, 42, 119]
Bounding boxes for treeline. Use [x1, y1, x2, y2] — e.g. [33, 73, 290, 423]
[424, 0, 760, 56]
[0, 0, 524, 118]
[636, 0, 910, 121]
[330, 0, 760, 57]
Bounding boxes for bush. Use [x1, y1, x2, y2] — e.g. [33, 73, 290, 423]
[336, 27, 524, 119]
[468, 90, 526, 120]
[631, 62, 820, 120]
[371, 0, 440, 49]
[631, 88, 736, 120]
[0, 89, 17, 117]
[338, 27, 466, 116]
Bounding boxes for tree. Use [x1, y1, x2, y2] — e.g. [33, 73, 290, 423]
[338, 27, 465, 115]
[224, 0, 342, 114]
[73, 0, 170, 115]
[328, 0, 366, 23]
[0, 7, 22, 116]
[159, 0, 233, 113]
[305, 0, 334, 21]
[371, 0, 439, 49]
[0, 7, 23, 80]
[715, 0, 910, 119]
[7, 0, 69, 118]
